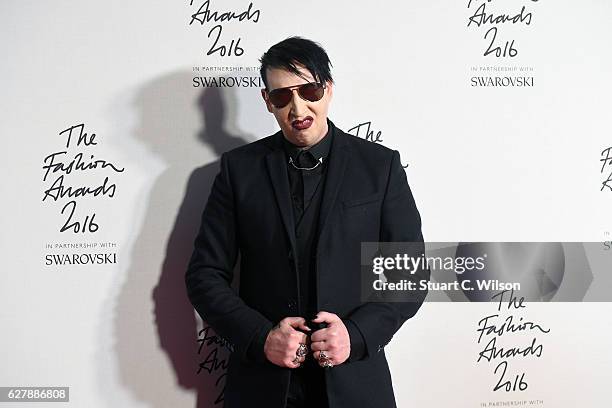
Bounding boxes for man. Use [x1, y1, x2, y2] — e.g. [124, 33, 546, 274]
[185, 37, 428, 408]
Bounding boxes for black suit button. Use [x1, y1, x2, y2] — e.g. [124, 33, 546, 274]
[287, 299, 297, 310]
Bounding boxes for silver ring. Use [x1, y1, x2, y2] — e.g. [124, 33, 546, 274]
[318, 350, 329, 361]
[321, 359, 333, 368]
[296, 343, 308, 357]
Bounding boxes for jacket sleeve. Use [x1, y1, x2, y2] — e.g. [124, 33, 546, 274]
[345, 150, 429, 361]
[342, 318, 367, 362]
[185, 153, 274, 363]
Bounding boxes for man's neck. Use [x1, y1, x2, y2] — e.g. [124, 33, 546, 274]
[308, 121, 329, 148]
[289, 120, 329, 149]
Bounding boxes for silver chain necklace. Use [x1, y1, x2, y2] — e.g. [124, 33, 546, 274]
[288, 156, 323, 171]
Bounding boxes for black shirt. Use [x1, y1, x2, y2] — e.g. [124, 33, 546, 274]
[282, 123, 332, 320]
[282, 124, 332, 223]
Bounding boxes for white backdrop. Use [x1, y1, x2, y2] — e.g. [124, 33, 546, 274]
[2, 1, 611, 407]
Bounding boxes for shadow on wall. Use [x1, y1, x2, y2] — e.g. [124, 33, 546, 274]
[112, 71, 252, 408]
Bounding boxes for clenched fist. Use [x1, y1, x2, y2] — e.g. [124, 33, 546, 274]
[264, 317, 311, 368]
[310, 311, 351, 367]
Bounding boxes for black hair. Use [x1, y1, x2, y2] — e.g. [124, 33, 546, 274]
[259, 36, 333, 90]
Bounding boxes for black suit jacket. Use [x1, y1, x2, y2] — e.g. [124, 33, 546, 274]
[186, 120, 428, 408]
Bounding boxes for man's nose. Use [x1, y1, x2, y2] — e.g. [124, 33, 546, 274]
[288, 89, 307, 116]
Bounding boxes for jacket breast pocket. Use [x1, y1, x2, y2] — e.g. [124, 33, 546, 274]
[343, 192, 383, 209]
[340, 192, 383, 242]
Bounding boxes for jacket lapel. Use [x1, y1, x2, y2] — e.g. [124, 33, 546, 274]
[318, 123, 350, 239]
[265, 133, 298, 258]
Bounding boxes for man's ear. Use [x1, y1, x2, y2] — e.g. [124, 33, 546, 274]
[326, 81, 333, 101]
[261, 89, 273, 113]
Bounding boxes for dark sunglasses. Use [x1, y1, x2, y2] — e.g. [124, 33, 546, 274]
[266, 82, 326, 108]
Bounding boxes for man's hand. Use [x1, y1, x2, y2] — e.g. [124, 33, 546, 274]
[263, 317, 311, 368]
[310, 311, 351, 367]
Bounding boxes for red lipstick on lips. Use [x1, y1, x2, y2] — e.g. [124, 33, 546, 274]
[291, 116, 313, 130]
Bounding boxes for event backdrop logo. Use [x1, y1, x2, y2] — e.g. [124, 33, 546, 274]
[467, 0, 540, 87]
[476, 289, 550, 395]
[188, 0, 261, 57]
[467, 0, 539, 58]
[41, 123, 124, 266]
[188, 1, 263, 88]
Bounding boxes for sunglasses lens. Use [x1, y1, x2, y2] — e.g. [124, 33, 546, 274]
[299, 83, 324, 102]
[267, 83, 325, 108]
[268, 88, 292, 108]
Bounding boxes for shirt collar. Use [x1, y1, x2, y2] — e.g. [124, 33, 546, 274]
[282, 118, 333, 162]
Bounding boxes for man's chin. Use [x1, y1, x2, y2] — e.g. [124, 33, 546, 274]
[283, 130, 311, 147]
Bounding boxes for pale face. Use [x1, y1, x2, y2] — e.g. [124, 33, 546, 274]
[261, 64, 333, 147]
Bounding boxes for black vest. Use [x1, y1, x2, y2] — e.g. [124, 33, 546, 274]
[292, 169, 326, 319]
